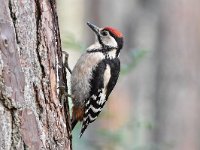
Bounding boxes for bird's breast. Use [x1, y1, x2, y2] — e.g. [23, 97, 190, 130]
[71, 52, 105, 106]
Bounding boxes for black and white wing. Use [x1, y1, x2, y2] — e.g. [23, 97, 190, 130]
[80, 58, 120, 137]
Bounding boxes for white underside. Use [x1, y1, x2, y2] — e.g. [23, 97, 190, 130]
[71, 43, 115, 107]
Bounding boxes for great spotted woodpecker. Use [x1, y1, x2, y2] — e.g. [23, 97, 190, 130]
[71, 22, 123, 137]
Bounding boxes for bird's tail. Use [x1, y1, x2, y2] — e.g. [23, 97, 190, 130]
[79, 117, 90, 138]
[71, 117, 87, 138]
[79, 124, 87, 138]
[71, 118, 78, 130]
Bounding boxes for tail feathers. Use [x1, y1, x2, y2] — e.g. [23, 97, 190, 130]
[71, 119, 78, 130]
[79, 118, 89, 138]
[80, 125, 87, 138]
[71, 118, 88, 138]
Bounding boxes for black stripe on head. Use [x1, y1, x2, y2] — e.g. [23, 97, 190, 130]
[103, 29, 123, 56]
[97, 35, 104, 46]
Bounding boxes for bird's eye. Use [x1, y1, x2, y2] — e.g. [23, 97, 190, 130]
[101, 31, 109, 36]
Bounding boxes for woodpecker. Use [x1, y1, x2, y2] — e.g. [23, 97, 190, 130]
[71, 22, 123, 137]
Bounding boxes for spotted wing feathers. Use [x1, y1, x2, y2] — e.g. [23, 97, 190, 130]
[80, 89, 106, 137]
[80, 58, 120, 137]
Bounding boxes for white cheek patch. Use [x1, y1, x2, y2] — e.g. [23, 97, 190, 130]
[102, 36, 118, 48]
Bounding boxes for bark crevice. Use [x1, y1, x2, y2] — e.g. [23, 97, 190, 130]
[33, 83, 43, 120]
[10, 109, 22, 149]
[8, 0, 19, 44]
[35, 0, 45, 78]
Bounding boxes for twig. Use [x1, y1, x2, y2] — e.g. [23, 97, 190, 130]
[62, 51, 72, 74]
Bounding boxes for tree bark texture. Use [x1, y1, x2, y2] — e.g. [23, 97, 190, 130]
[0, 0, 71, 149]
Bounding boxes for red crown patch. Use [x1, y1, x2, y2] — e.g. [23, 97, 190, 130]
[104, 27, 123, 38]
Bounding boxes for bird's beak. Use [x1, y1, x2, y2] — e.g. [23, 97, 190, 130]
[87, 22, 100, 36]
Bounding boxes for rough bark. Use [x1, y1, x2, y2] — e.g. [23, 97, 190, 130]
[0, 0, 71, 149]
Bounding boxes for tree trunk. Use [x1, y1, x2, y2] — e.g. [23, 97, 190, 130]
[0, 0, 71, 149]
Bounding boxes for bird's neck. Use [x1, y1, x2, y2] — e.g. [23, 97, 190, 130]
[104, 49, 118, 59]
[87, 42, 118, 59]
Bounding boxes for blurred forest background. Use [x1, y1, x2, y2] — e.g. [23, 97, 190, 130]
[57, 0, 200, 150]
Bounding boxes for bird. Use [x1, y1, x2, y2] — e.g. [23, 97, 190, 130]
[70, 22, 123, 137]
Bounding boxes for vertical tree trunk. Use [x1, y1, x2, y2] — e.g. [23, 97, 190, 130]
[0, 0, 71, 149]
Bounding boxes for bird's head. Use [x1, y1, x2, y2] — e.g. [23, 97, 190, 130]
[87, 22, 123, 56]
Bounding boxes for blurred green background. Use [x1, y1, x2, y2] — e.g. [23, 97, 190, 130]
[57, 0, 200, 150]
